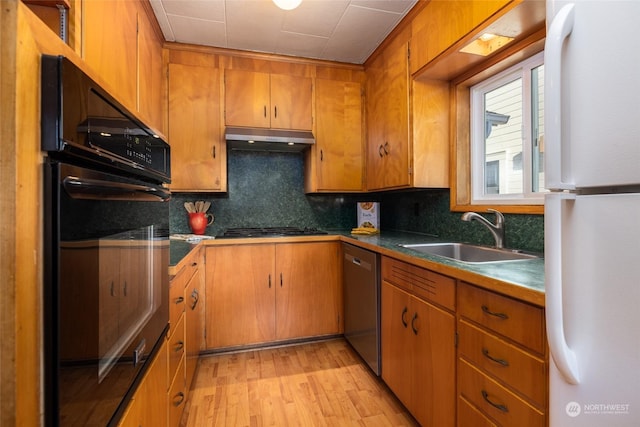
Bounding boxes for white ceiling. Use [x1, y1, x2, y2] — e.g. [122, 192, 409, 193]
[149, 0, 418, 64]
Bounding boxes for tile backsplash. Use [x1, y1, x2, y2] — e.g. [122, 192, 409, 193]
[170, 150, 544, 253]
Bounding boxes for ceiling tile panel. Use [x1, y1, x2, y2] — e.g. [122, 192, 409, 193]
[153, 0, 418, 63]
[323, 5, 401, 63]
[167, 15, 227, 46]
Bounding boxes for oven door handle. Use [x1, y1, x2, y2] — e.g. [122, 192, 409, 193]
[63, 176, 171, 202]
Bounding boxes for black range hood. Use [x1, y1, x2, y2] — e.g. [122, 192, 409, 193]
[225, 127, 314, 152]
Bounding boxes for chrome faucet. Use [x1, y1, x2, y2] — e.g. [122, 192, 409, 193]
[461, 209, 505, 248]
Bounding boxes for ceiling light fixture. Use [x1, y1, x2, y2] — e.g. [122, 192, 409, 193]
[272, 0, 302, 11]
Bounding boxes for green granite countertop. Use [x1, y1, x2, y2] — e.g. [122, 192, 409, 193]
[169, 230, 545, 306]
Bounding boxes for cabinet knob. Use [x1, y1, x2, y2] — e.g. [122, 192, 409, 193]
[481, 390, 509, 413]
[401, 307, 408, 328]
[482, 348, 510, 366]
[481, 305, 509, 320]
[411, 312, 418, 335]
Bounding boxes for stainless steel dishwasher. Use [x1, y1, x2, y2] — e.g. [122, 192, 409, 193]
[343, 243, 380, 375]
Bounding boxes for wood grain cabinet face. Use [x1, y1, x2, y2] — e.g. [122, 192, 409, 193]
[409, 0, 512, 75]
[205, 242, 341, 350]
[83, 0, 165, 133]
[366, 42, 411, 191]
[456, 282, 547, 427]
[312, 78, 364, 192]
[168, 63, 224, 192]
[224, 69, 313, 131]
[380, 257, 456, 427]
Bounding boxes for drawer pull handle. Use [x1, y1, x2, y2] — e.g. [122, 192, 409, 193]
[175, 296, 184, 305]
[173, 391, 185, 407]
[481, 390, 509, 413]
[482, 348, 510, 366]
[411, 313, 419, 335]
[175, 340, 184, 352]
[190, 289, 199, 310]
[401, 307, 408, 328]
[481, 305, 509, 320]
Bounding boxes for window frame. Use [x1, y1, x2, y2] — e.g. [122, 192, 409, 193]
[469, 51, 545, 205]
[449, 31, 545, 215]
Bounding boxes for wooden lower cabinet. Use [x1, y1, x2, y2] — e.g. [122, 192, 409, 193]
[456, 282, 547, 427]
[380, 257, 456, 426]
[205, 242, 342, 350]
[118, 339, 168, 427]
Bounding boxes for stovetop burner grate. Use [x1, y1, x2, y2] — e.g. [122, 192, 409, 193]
[217, 227, 328, 238]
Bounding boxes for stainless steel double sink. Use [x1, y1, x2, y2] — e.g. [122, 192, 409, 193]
[400, 242, 539, 264]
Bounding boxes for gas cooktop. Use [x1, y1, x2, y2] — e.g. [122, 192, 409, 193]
[217, 227, 328, 238]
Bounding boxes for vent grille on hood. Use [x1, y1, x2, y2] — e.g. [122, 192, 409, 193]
[225, 127, 314, 152]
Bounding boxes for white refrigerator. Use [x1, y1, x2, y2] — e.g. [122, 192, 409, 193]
[545, 1, 640, 426]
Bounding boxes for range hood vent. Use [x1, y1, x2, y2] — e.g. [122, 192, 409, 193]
[225, 127, 314, 152]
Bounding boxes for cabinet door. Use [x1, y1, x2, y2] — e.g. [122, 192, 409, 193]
[315, 79, 364, 191]
[119, 246, 148, 338]
[185, 256, 203, 391]
[205, 245, 275, 349]
[137, 5, 165, 133]
[380, 281, 413, 408]
[275, 242, 341, 340]
[380, 42, 410, 189]
[366, 43, 410, 190]
[83, 0, 137, 110]
[224, 69, 271, 128]
[168, 63, 224, 191]
[365, 52, 387, 190]
[411, 295, 456, 427]
[270, 74, 313, 130]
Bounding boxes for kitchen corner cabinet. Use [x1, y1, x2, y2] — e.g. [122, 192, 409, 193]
[224, 69, 313, 131]
[381, 256, 456, 427]
[366, 41, 411, 191]
[168, 63, 225, 192]
[307, 78, 364, 192]
[457, 282, 547, 427]
[205, 242, 341, 350]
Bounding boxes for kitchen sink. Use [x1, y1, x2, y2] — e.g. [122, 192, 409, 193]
[400, 243, 539, 264]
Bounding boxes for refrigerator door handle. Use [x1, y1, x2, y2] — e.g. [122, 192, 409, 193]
[545, 3, 575, 190]
[545, 192, 580, 384]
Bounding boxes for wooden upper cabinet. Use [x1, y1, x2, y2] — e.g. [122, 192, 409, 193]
[168, 63, 225, 192]
[409, 0, 511, 75]
[83, 0, 165, 134]
[224, 69, 313, 131]
[366, 41, 411, 191]
[309, 78, 364, 192]
[137, 4, 165, 134]
[83, 0, 138, 112]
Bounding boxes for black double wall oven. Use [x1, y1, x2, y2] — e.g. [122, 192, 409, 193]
[42, 55, 171, 426]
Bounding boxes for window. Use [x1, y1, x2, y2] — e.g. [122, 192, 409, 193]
[469, 52, 546, 204]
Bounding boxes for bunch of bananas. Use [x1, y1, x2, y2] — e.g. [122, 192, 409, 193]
[350, 226, 379, 235]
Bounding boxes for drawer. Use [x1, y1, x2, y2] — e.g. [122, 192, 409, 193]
[382, 256, 455, 311]
[168, 314, 185, 380]
[458, 282, 544, 354]
[169, 276, 187, 335]
[458, 395, 497, 427]
[168, 355, 186, 427]
[458, 359, 544, 427]
[458, 319, 546, 409]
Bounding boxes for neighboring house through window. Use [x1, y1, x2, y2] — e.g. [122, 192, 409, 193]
[470, 51, 546, 204]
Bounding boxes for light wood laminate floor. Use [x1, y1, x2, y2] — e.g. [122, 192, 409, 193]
[180, 338, 419, 426]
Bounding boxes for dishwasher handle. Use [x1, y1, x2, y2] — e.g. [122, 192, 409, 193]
[344, 253, 372, 271]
